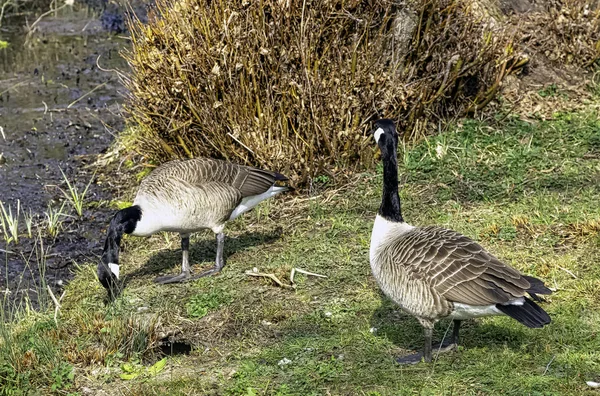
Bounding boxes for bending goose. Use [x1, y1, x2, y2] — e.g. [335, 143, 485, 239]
[98, 157, 293, 295]
[369, 119, 552, 364]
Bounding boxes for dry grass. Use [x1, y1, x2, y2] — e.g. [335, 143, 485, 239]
[512, 0, 600, 68]
[122, 0, 522, 185]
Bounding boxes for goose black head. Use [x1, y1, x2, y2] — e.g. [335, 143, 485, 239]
[371, 119, 399, 148]
[98, 205, 142, 300]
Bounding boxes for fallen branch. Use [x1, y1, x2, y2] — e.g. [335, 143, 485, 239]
[245, 270, 295, 290]
[245, 267, 327, 290]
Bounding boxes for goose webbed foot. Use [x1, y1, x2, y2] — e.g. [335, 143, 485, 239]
[395, 342, 456, 365]
[154, 272, 191, 284]
[188, 265, 222, 280]
[432, 341, 458, 354]
[433, 319, 461, 353]
[154, 265, 223, 284]
[395, 352, 425, 365]
[396, 320, 460, 365]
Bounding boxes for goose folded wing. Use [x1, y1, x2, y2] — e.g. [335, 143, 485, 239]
[407, 227, 531, 306]
[177, 159, 283, 198]
[232, 167, 285, 198]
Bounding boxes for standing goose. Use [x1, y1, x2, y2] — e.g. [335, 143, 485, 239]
[98, 157, 293, 295]
[369, 119, 552, 364]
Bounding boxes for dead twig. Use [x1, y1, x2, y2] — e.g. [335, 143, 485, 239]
[246, 267, 327, 290]
[67, 82, 107, 109]
[543, 355, 555, 375]
[245, 270, 295, 290]
[558, 266, 577, 279]
[47, 285, 65, 325]
[290, 267, 327, 286]
[26, 0, 75, 37]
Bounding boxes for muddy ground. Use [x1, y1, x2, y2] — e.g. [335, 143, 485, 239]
[0, 7, 138, 306]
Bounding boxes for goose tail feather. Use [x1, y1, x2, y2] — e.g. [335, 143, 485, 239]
[496, 297, 551, 328]
[523, 275, 552, 295]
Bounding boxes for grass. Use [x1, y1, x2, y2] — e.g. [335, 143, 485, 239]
[58, 168, 95, 218]
[0, 167, 95, 245]
[22, 208, 33, 239]
[0, 200, 20, 244]
[0, 193, 72, 244]
[44, 201, 68, 238]
[1, 109, 600, 394]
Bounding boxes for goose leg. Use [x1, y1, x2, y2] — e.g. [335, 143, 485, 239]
[155, 234, 192, 284]
[452, 319, 461, 345]
[432, 319, 461, 353]
[395, 327, 433, 365]
[423, 327, 433, 363]
[190, 232, 226, 279]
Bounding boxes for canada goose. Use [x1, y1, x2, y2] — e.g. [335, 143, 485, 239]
[369, 119, 552, 364]
[98, 157, 293, 296]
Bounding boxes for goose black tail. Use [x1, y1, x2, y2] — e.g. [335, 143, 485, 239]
[273, 172, 294, 192]
[496, 297, 551, 328]
[523, 275, 553, 301]
[523, 275, 552, 295]
[273, 172, 289, 182]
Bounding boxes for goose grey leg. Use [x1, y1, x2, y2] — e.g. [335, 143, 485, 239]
[155, 234, 192, 284]
[190, 232, 226, 279]
[431, 319, 461, 353]
[395, 321, 460, 365]
[452, 319, 461, 345]
[395, 327, 433, 365]
[423, 327, 433, 363]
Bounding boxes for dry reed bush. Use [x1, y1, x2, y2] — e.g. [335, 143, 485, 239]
[513, 0, 600, 68]
[122, 0, 522, 184]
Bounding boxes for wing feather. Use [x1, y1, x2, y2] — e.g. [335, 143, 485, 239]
[139, 158, 287, 199]
[391, 226, 532, 306]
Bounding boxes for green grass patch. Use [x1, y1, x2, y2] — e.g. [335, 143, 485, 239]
[186, 286, 233, 319]
[2, 109, 600, 394]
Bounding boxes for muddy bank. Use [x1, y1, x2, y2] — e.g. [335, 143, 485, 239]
[0, 9, 132, 306]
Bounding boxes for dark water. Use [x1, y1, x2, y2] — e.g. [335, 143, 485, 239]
[0, 8, 131, 305]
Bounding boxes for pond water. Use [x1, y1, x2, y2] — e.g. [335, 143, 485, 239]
[0, 7, 133, 306]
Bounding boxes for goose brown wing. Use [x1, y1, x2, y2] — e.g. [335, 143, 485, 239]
[231, 166, 287, 198]
[394, 226, 531, 305]
[141, 158, 286, 198]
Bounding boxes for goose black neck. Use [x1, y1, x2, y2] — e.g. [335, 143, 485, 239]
[379, 140, 403, 223]
[101, 205, 141, 265]
[99, 206, 142, 291]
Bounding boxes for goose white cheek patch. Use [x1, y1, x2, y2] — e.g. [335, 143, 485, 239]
[108, 263, 120, 279]
[374, 128, 384, 143]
